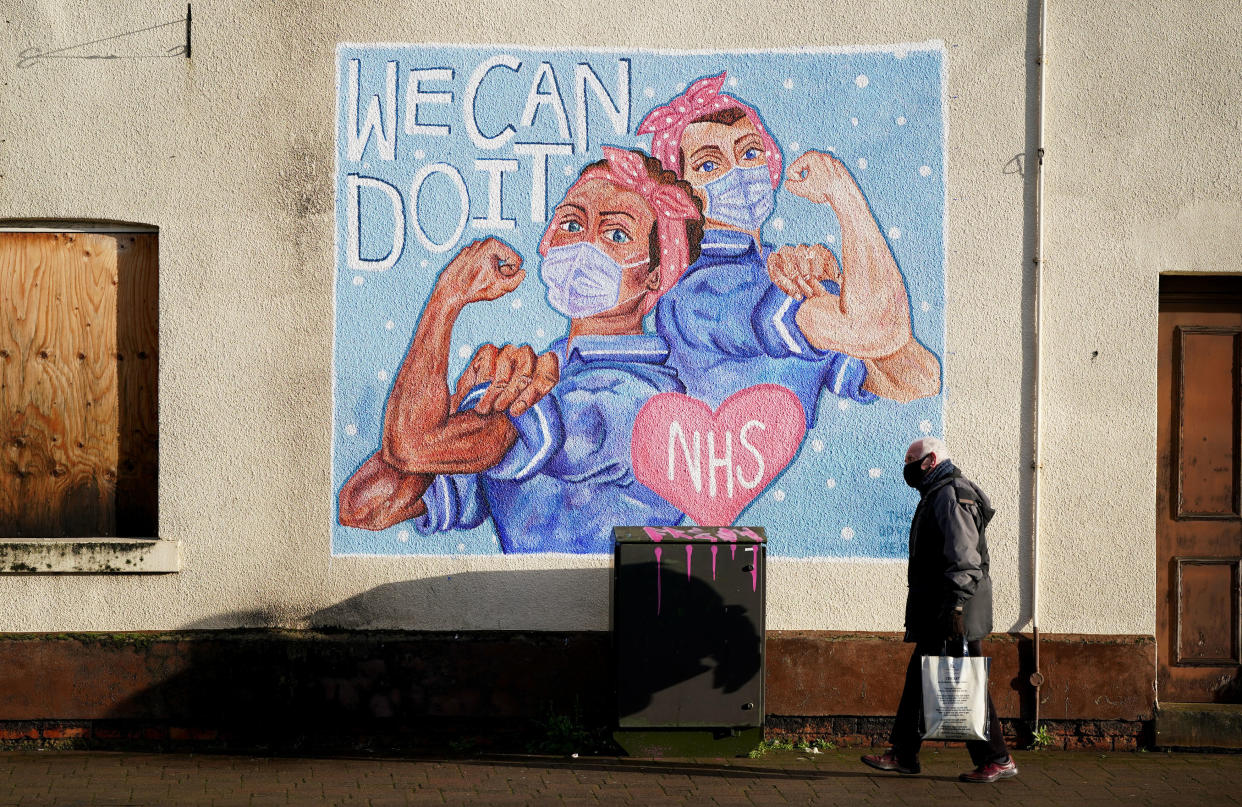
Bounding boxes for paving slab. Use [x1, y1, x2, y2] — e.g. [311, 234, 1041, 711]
[0, 748, 1238, 805]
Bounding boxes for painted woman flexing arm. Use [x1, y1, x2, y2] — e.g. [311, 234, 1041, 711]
[776, 149, 941, 402]
[340, 147, 706, 553]
[338, 238, 557, 531]
[638, 72, 940, 419]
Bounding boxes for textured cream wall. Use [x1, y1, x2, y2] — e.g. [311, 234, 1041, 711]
[1, 0, 1229, 636]
[1037, 0, 1242, 635]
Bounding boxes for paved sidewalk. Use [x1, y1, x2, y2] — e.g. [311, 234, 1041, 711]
[0, 748, 1238, 806]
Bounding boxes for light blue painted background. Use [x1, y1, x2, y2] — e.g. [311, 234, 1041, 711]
[332, 44, 945, 558]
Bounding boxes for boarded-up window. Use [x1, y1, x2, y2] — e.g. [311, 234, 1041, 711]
[0, 231, 158, 537]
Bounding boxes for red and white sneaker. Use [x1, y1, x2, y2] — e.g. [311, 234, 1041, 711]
[860, 751, 920, 775]
[960, 757, 1019, 783]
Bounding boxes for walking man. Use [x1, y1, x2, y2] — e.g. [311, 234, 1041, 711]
[862, 437, 1018, 783]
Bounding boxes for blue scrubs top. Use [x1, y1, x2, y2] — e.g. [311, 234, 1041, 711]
[655, 228, 876, 428]
[415, 334, 685, 553]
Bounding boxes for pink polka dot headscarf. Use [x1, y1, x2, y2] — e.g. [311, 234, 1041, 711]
[637, 72, 784, 190]
[538, 146, 701, 315]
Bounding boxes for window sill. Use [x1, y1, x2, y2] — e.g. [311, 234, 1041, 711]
[0, 539, 180, 573]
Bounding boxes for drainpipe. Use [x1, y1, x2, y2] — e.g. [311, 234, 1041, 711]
[1029, 0, 1049, 730]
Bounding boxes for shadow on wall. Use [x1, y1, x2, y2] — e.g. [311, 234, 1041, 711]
[306, 567, 610, 630]
[94, 567, 756, 746]
[99, 570, 609, 738]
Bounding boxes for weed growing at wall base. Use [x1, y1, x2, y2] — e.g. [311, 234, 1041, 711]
[528, 703, 614, 756]
[748, 738, 835, 758]
[1030, 724, 1055, 750]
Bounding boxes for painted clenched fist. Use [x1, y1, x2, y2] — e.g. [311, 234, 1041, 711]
[767, 244, 841, 300]
[438, 237, 525, 305]
[455, 343, 560, 418]
[783, 150, 863, 206]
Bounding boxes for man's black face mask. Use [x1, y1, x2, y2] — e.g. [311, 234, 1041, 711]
[903, 453, 932, 488]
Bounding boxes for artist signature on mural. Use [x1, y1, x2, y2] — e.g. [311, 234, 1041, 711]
[17, 15, 189, 69]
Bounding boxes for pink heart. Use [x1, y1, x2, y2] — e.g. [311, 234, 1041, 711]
[631, 384, 807, 526]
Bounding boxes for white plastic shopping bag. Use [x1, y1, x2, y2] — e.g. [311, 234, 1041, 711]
[921, 640, 990, 741]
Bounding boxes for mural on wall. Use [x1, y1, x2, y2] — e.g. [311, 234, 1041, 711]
[332, 44, 946, 558]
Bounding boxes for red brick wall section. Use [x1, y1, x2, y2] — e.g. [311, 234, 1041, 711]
[0, 630, 1155, 749]
[766, 632, 1157, 722]
[0, 631, 612, 724]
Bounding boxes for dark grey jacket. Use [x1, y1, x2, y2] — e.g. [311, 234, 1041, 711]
[903, 461, 994, 643]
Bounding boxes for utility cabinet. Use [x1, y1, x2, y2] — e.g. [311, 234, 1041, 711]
[612, 526, 766, 752]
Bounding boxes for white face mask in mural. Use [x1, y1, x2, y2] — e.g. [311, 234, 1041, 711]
[540, 242, 650, 319]
[703, 164, 775, 231]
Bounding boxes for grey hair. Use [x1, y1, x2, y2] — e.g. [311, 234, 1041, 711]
[906, 436, 950, 465]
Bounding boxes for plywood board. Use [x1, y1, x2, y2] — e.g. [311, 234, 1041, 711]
[0, 232, 157, 537]
[115, 234, 159, 536]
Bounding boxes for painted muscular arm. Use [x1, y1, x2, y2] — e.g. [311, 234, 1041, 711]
[338, 238, 557, 530]
[380, 259, 518, 475]
[338, 341, 558, 529]
[773, 151, 941, 402]
[338, 454, 435, 529]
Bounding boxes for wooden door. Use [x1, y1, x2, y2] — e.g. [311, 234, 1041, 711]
[1157, 276, 1242, 702]
[0, 231, 158, 538]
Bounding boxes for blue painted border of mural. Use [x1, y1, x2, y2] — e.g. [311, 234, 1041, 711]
[331, 42, 946, 558]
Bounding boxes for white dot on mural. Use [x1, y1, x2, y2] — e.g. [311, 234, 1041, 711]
[826, 234, 836, 244]
[728, 76, 739, 87]
[344, 423, 358, 436]
[772, 489, 786, 502]
[919, 419, 933, 434]
[414, 149, 425, 160]
[535, 327, 546, 338]
[857, 158, 868, 170]
[841, 526, 855, 540]
[826, 478, 837, 489]
[888, 227, 901, 239]
[492, 535, 499, 543]
[772, 217, 785, 232]
[398, 530, 409, 542]
[352, 275, 365, 286]
[921, 300, 930, 312]
[869, 468, 883, 478]
[511, 297, 523, 309]
[811, 439, 824, 452]
[643, 87, 655, 98]
[457, 543, 466, 552]
[838, 399, 850, 411]
[676, 82, 687, 92]
[855, 74, 869, 88]
[377, 369, 388, 382]
[850, 117, 859, 127]
[420, 259, 429, 268]
[385, 320, 394, 330]
[457, 345, 472, 359]
[896, 116, 907, 126]
[919, 165, 932, 177]
[783, 77, 794, 89]
[789, 141, 800, 151]
[563, 165, 573, 176]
